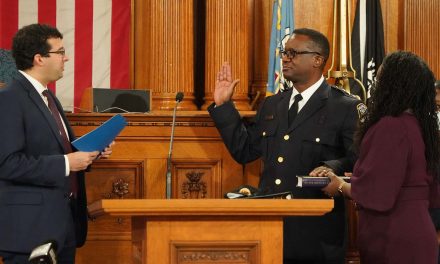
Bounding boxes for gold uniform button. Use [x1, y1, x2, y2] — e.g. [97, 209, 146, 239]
[275, 179, 282, 185]
[284, 135, 290, 140]
[262, 131, 266, 136]
[277, 157, 284, 163]
[315, 137, 320, 143]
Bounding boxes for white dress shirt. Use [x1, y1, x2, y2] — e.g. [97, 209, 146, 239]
[289, 75, 325, 113]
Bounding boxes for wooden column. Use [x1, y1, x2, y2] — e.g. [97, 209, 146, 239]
[203, 0, 253, 110]
[133, 0, 196, 110]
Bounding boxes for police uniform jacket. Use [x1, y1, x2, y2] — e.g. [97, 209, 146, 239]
[208, 80, 361, 261]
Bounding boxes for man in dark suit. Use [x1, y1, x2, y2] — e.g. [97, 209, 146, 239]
[0, 24, 113, 264]
[208, 28, 364, 264]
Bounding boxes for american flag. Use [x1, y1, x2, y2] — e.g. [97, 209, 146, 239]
[0, 0, 131, 112]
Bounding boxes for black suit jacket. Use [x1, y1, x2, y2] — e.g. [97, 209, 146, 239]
[209, 81, 361, 261]
[0, 73, 88, 254]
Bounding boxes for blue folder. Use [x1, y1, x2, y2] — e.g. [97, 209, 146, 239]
[72, 114, 127, 152]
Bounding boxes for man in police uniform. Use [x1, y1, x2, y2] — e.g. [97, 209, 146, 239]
[208, 28, 363, 264]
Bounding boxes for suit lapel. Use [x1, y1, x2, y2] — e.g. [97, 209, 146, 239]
[276, 89, 292, 133]
[288, 82, 329, 133]
[17, 74, 67, 152]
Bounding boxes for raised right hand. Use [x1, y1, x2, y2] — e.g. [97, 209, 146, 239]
[213, 62, 240, 106]
[67, 151, 100, 171]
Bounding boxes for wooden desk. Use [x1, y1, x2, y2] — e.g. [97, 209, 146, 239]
[88, 199, 334, 264]
[68, 112, 262, 263]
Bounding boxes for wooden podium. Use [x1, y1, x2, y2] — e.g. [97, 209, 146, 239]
[88, 199, 333, 264]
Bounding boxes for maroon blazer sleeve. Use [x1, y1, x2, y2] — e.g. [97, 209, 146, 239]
[351, 117, 409, 212]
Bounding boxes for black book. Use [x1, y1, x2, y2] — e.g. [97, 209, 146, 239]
[296, 176, 351, 188]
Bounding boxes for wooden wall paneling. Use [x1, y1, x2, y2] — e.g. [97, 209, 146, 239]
[223, 146, 252, 194]
[172, 159, 222, 199]
[243, 159, 261, 188]
[76, 160, 144, 264]
[382, 0, 401, 52]
[294, 0, 335, 57]
[68, 112, 260, 263]
[203, 0, 253, 110]
[146, 159, 167, 199]
[68, 112, 255, 199]
[144, 217, 280, 264]
[76, 241, 133, 264]
[251, 0, 272, 108]
[133, 0, 196, 110]
[404, 0, 440, 79]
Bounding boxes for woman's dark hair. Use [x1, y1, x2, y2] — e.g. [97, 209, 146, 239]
[355, 51, 439, 179]
[12, 24, 63, 71]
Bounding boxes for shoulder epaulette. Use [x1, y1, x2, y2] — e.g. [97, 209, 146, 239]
[330, 85, 359, 99]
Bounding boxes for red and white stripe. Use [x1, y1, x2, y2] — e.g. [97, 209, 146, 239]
[0, 0, 131, 112]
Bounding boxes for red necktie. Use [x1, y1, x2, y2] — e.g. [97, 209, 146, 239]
[42, 90, 78, 197]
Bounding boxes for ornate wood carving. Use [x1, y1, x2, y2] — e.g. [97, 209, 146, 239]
[179, 252, 249, 261]
[181, 171, 207, 199]
[171, 241, 259, 264]
[172, 159, 222, 199]
[102, 178, 130, 199]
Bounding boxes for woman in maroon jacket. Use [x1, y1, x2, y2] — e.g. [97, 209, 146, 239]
[323, 51, 440, 264]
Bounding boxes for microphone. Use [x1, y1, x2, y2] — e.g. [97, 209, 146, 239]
[176, 91, 184, 103]
[166, 92, 184, 199]
[28, 240, 58, 264]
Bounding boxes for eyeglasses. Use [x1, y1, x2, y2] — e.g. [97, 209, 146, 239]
[47, 49, 66, 57]
[280, 49, 321, 60]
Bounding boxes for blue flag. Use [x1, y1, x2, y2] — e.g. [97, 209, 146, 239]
[267, 0, 294, 95]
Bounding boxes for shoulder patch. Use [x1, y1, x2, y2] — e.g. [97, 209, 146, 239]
[356, 102, 368, 123]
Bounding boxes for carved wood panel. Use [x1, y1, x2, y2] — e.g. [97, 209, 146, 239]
[172, 159, 222, 199]
[171, 241, 259, 264]
[142, 217, 281, 264]
[76, 159, 144, 264]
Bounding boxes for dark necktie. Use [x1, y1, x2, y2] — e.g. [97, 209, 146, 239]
[288, 93, 303, 126]
[42, 90, 78, 197]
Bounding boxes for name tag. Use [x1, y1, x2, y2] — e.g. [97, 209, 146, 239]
[264, 115, 274, 120]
